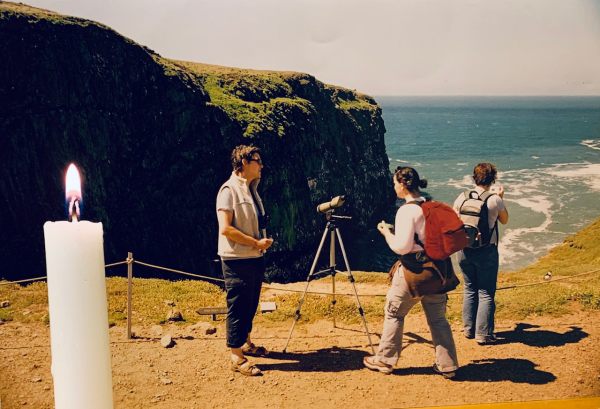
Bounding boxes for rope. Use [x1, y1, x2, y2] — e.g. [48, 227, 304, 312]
[495, 268, 600, 291]
[2, 254, 597, 296]
[0, 276, 47, 286]
[0, 258, 130, 286]
[264, 268, 600, 297]
[133, 260, 225, 283]
[105, 260, 129, 268]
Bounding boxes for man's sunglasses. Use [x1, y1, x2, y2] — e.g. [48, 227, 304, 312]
[248, 158, 263, 165]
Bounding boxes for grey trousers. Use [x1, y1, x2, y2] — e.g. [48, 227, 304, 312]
[375, 266, 459, 372]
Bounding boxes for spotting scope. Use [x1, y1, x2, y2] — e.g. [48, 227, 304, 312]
[316, 195, 345, 213]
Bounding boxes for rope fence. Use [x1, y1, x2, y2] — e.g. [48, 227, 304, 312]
[2, 252, 599, 339]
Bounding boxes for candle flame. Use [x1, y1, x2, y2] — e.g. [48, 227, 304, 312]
[65, 163, 82, 201]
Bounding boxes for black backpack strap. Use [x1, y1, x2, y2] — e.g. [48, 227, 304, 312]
[479, 190, 498, 245]
[479, 190, 495, 203]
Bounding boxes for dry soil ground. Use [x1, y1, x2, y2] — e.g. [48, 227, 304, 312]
[1, 307, 599, 409]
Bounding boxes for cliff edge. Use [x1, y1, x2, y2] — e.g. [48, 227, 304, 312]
[0, 2, 394, 281]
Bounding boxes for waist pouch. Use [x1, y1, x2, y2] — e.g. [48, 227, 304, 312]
[398, 251, 460, 297]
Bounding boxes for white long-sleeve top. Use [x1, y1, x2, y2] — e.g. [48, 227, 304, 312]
[386, 197, 426, 255]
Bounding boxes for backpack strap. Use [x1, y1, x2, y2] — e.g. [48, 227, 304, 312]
[478, 190, 499, 245]
[403, 200, 425, 249]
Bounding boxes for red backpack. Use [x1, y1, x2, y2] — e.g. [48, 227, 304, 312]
[407, 200, 468, 261]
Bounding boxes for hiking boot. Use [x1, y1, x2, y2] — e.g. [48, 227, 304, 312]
[476, 334, 498, 345]
[363, 356, 393, 374]
[433, 363, 456, 379]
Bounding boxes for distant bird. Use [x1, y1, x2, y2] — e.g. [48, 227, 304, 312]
[544, 272, 552, 281]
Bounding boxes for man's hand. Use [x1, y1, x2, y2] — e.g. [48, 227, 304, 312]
[255, 238, 274, 251]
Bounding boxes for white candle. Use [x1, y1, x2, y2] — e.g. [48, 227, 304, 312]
[43, 164, 114, 409]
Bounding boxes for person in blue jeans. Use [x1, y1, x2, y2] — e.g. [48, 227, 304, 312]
[453, 163, 509, 345]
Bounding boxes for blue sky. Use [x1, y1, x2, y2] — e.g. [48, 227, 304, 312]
[25, 0, 600, 96]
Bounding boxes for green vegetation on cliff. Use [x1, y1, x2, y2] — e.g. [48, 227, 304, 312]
[172, 61, 379, 138]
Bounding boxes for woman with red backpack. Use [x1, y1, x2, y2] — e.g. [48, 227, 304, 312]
[363, 167, 459, 378]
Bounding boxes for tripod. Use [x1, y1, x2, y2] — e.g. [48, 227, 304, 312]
[282, 211, 375, 354]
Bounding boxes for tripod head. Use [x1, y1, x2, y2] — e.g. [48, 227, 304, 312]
[324, 209, 352, 222]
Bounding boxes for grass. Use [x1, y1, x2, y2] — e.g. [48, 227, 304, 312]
[169, 60, 379, 138]
[1, 218, 599, 328]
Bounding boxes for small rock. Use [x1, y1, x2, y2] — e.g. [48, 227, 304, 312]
[160, 334, 175, 348]
[160, 378, 172, 385]
[229, 376, 235, 382]
[166, 309, 183, 322]
[164, 300, 176, 307]
[43, 386, 50, 391]
[0, 300, 10, 308]
[189, 322, 217, 335]
[31, 377, 42, 383]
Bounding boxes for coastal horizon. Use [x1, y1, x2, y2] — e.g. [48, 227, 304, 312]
[377, 95, 600, 272]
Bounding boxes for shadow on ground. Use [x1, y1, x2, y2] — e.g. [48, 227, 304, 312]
[260, 347, 369, 373]
[393, 358, 555, 384]
[496, 323, 588, 347]
[452, 358, 556, 384]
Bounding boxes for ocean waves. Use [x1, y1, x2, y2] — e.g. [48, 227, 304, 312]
[581, 139, 600, 151]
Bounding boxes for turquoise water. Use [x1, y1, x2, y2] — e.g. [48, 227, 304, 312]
[379, 96, 600, 271]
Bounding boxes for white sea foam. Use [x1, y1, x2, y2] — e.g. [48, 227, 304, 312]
[546, 162, 600, 191]
[531, 156, 540, 159]
[581, 139, 600, 151]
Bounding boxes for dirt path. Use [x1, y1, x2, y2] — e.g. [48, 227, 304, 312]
[1, 310, 599, 409]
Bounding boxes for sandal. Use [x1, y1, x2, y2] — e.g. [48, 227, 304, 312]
[241, 342, 270, 357]
[231, 357, 262, 376]
[363, 356, 393, 375]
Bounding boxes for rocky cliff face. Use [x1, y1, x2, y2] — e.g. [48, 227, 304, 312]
[0, 3, 394, 282]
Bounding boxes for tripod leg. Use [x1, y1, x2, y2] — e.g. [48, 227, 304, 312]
[282, 226, 329, 353]
[335, 228, 376, 355]
[330, 230, 337, 329]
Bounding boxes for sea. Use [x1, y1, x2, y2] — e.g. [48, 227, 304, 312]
[378, 96, 600, 272]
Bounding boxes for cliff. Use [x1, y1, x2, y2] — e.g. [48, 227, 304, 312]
[0, 2, 394, 282]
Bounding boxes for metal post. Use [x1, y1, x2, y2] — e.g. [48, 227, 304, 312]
[126, 252, 133, 340]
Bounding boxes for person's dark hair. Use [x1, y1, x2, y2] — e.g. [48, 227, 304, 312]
[473, 162, 497, 186]
[394, 166, 428, 192]
[231, 145, 261, 172]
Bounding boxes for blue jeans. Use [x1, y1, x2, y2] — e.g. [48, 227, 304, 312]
[457, 245, 499, 341]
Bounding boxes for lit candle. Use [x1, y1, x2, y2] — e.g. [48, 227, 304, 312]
[43, 163, 114, 409]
